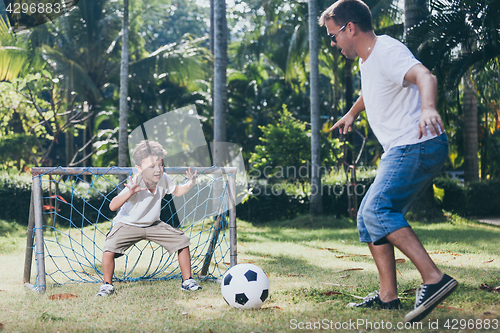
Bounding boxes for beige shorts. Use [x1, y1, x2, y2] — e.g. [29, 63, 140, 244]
[103, 221, 191, 258]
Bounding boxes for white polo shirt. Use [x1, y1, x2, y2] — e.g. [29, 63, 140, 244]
[112, 173, 176, 227]
[359, 35, 438, 156]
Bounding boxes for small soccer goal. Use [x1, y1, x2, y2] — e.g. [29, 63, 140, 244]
[23, 166, 237, 293]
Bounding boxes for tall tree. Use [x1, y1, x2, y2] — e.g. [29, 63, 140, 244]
[404, 0, 428, 40]
[309, 0, 323, 215]
[406, 0, 500, 182]
[118, 0, 130, 176]
[213, 0, 227, 165]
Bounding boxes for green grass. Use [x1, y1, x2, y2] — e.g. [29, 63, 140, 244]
[1, 214, 499, 332]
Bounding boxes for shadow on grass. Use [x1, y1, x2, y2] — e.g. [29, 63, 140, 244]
[241, 214, 500, 255]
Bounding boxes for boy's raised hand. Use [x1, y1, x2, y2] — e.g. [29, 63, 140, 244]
[125, 174, 147, 194]
[186, 168, 198, 186]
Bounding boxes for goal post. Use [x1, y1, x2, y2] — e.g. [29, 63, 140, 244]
[24, 166, 238, 293]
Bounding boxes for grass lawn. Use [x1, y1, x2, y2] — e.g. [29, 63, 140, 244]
[0, 214, 499, 332]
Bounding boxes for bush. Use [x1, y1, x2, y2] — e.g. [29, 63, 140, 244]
[434, 177, 500, 217]
[0, 172, 32, 225]
[237, 176, 375, 223]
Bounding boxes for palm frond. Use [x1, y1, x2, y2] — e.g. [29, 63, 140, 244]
[0, 18, 27, 81]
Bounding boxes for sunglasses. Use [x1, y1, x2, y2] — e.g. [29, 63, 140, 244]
[328, 22, 356, 43]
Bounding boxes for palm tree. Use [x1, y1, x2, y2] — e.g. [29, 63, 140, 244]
[213, 0, 227, 166]
[309, 0, 323, 215]
[406, 0, 500, 182]
[0, 17, 27, 82]
[118, 0, 130, 179]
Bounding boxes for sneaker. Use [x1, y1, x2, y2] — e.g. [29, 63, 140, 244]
[405, 274, 458, 323]
[96, 283, 114, 297]
[181, 278, 201, 291]
[347, 291, 401, 309]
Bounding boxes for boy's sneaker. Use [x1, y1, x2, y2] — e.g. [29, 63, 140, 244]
[405, 274, 458, 323]
[96, 283, 114, 297]
[181, 278, 201, 291]
[347, 291, 401, 309]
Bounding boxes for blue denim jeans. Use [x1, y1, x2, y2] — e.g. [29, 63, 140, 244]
[357, 133, 448, 245]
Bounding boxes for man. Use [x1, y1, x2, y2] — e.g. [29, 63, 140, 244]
[319, 0, 457, 323]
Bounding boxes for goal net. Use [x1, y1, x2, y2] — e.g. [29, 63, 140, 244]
[23, 166, 237, 293]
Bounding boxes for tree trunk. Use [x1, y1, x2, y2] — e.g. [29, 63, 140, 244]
[118, 0, 129, 183]
[404, 0, 428, 35]
[404, 0, 428, 54]
[213, 0, 227, 166]
[309, 0, 322, 215]
[463, 73, 479, 182]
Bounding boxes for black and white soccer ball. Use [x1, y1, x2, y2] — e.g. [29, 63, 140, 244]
[220, 263, 270, 309]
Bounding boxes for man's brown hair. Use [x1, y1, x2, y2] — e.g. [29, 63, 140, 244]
[132, 140, 165, 166]
[319, 0, 373, 32]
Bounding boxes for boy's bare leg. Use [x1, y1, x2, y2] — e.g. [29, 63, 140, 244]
[102, 251, 115, 284]
[178, 247, 192, 280]
[368, 242, 398, 302]
[386, 227, 443, 284]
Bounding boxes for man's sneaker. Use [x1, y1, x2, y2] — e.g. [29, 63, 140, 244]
[181, 278, 201, 291]
[96, 283, 114, 297]
[347, 291, 401, 309]
[405, 274, 458, 323]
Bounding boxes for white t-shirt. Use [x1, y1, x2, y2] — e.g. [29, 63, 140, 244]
[359, 35, 437, 156]
[112, 173, 176, 227]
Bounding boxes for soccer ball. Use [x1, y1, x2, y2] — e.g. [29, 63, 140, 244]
[221, 264, 270, 309]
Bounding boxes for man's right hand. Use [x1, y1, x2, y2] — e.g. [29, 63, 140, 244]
[330, 113, 355, 135]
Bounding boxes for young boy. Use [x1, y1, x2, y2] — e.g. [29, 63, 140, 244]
[96, 140, 201, 296]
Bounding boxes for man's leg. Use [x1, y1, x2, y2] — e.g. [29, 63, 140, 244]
[386, 227, 442, 285]
[368, 242, 398, 302]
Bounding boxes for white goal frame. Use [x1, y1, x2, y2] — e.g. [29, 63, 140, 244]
[23, 166, 238, 293]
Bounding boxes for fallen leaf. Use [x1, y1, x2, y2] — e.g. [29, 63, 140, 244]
[396, 269, 402, 276]
[321, 291, 343, 296]
[319, 282, 354, 287]
[395, 258, 406, 264]
[48, 293, 77, 300]
[149, 308, 169, 312]
[402, 288, 417, 295]
[238, 243, 246, 247]
[208, 329, 215, 333]
[480, 284, 500, 293]
[240, 259, 256, 264]
[332, 268, 363, 273]
[436, 305, 460, 310]
[482, 259, 495, 264]
[261, 306, 284, 311]
[335, 254, 371, 259]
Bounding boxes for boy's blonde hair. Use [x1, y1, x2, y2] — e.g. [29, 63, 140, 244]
[132, 140, 165, 166]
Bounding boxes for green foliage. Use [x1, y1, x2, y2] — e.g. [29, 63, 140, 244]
[434, 176, 500, 216]
[0, 17, 27, 81]
[250, 106, 310, 179]
[249, 106, 339, 183]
